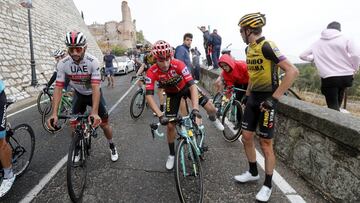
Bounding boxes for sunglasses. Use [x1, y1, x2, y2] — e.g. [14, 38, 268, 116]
[68, 46, 85, 53]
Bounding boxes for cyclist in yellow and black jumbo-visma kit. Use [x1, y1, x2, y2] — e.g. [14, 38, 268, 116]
[234, 12, 299, 202]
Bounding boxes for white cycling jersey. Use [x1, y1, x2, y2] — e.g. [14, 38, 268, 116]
[55, 53, 101, 95]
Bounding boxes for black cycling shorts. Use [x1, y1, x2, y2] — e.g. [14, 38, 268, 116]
[72, 90, 109, 120]
[165, 86, 209, 117]
[241, 92, 276, 139]
[0, 91, 7, 139]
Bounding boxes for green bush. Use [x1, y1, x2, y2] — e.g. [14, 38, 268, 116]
[111, 45, 127, 56]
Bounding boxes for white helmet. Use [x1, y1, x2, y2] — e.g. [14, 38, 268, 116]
[52, 49, 65, 58]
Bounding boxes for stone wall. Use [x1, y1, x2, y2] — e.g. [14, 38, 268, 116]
[0, 0, 103, 99]
[199, 68, 360, 202]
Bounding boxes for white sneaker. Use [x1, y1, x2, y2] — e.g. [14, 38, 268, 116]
[166, 155, 175, 170]
[211, 119, 224, 131]
[0, 175, 16, 197]
[234, 171, 260, 183]
[110, 147, 118, 162]
[256, 185, 272, 202]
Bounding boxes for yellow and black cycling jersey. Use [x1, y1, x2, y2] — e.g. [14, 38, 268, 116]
[245, 37, 286, 93]
[144, 51, 155, 70]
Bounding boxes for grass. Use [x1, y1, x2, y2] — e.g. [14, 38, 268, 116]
[295, 89, 360, 117]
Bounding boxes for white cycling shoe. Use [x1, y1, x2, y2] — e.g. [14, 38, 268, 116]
[234, 171, 260, 183]
[0, 175, 16, 197]
[211, 119, 225, 131]
[165, 155, 175, 170]
[256, 185, 272, 202]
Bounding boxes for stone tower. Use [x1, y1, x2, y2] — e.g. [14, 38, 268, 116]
[117, 1, 136, 48]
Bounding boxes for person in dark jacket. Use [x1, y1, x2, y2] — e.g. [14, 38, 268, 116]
[210, 29, 222, 69]
[175, 33, 194, 77]
[198, 26, 213, 67]
[191, 48, 201, 81]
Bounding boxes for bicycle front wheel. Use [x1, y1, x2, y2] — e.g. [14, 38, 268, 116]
[37, 91, 52, 115]
[221, 100, 243, 142]
[10, 124, 35, 177]
[42, 104, 69, 134]
[130, 89, 145, 120]
[67, 134, 87, 203]
[175, 139, 203, 203]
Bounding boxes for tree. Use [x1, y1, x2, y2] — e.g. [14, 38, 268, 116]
[136, 30, 145, 44]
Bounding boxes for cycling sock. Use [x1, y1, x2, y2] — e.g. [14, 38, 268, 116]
[264, 174, 273, 188]
[4, 167, 13, 179]
[208, 114, 216, 121]
[249, 161, 258, 176]
[109, 143, 115, 149]
[168, 142, 175, 156]
[160, 104, 164, 112]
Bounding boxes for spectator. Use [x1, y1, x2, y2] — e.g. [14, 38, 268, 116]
[198, 26, 213, 68]
[300, 21, 360, 111]
[103, 50, 116, 88]
[190, 48, 201, 82]
[175, 33, 193, 77]
[209, 29, 222, 69]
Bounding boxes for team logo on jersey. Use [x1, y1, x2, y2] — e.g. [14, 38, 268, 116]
[145, 77, 151, 84]
[182, 67, 190, 76]
[169, 70, 177, 77]
[70, 65, 88, 73]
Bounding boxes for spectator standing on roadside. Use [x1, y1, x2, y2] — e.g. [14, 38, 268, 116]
[175, 33, 194, 77]
[103, 50, 116, 88]
[191, 48, 201, 82]
[209, 29, 222, 69]
[300, 21, 360, 111]
[198, 26, 213, 68]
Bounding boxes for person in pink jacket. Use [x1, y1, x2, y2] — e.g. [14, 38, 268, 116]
[300, 21, 360, 111]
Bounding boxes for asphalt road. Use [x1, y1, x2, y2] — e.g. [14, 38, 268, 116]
[1, 72, 328, 203]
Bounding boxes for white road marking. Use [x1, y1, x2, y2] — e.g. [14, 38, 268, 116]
[19, 84, 136, 203]
[8, 103, 38, 118]
[223, 118, 306, 203]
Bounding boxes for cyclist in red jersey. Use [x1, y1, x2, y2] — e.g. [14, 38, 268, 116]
[145, 40, 224, 170]
[214, 54, 249, 129]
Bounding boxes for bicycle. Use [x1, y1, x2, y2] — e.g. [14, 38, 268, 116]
[41, 92, 73, 134]
[129, 75, 147, 120]
[52, 114, 97, 203]
[213, 86, 245, 142]
[36, 85, 53, 115]
[150, 112, 206, 203]
[0, 99, 35, 180]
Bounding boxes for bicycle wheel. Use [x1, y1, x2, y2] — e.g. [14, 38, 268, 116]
[175, 139, 203, 203]
[9, 124, 35, 177]
[286, 88, 302, 100]
[37, 91, 52, 115]
[130, 89, 145, 120]
[212, 92, 223, 118]
[42, 103, 69, 134]
[67, 134, 87, 202]
[221, 100, 243, 142]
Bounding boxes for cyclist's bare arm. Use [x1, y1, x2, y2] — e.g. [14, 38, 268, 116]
[273, 59, 299, 99]
[136, 63, 145, 76]
[214, 75, 224, 93]
[189, 84, 199, 110]
[146, 95, 162, 117]
[91, 84, 101, 115]
[51, 87, 63, 116]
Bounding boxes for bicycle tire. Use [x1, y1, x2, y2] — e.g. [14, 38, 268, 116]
[221, 100, 242, 142]
[67, 133, 87, 203]
[175, 139, 203, 203]
[10, 124, 35, 177]
[41, 103, 69, 134]
[212, 92, 223, 118]
[130, 89, 145, 120]
[37, 91, 52, 115]
[286, 88, 302, 100]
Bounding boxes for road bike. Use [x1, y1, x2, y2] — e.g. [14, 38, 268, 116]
[0, 99, 35, 181]
[52, 114, 97, 203]
[129, 75, 146, 120]
[150, 111, 206, 203]
[41, 93, 72, 134]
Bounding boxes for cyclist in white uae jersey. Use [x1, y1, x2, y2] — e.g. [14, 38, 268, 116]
[47, 31, 118, 162]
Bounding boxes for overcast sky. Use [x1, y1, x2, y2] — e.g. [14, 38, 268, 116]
[73, 0, 360, 63]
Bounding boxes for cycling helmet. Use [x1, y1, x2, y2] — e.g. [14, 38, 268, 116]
[52, 49, 65, 57]
[65, 31, 87, 47]
[151, 40, 173, 60]
[238, 12, 266, 28]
